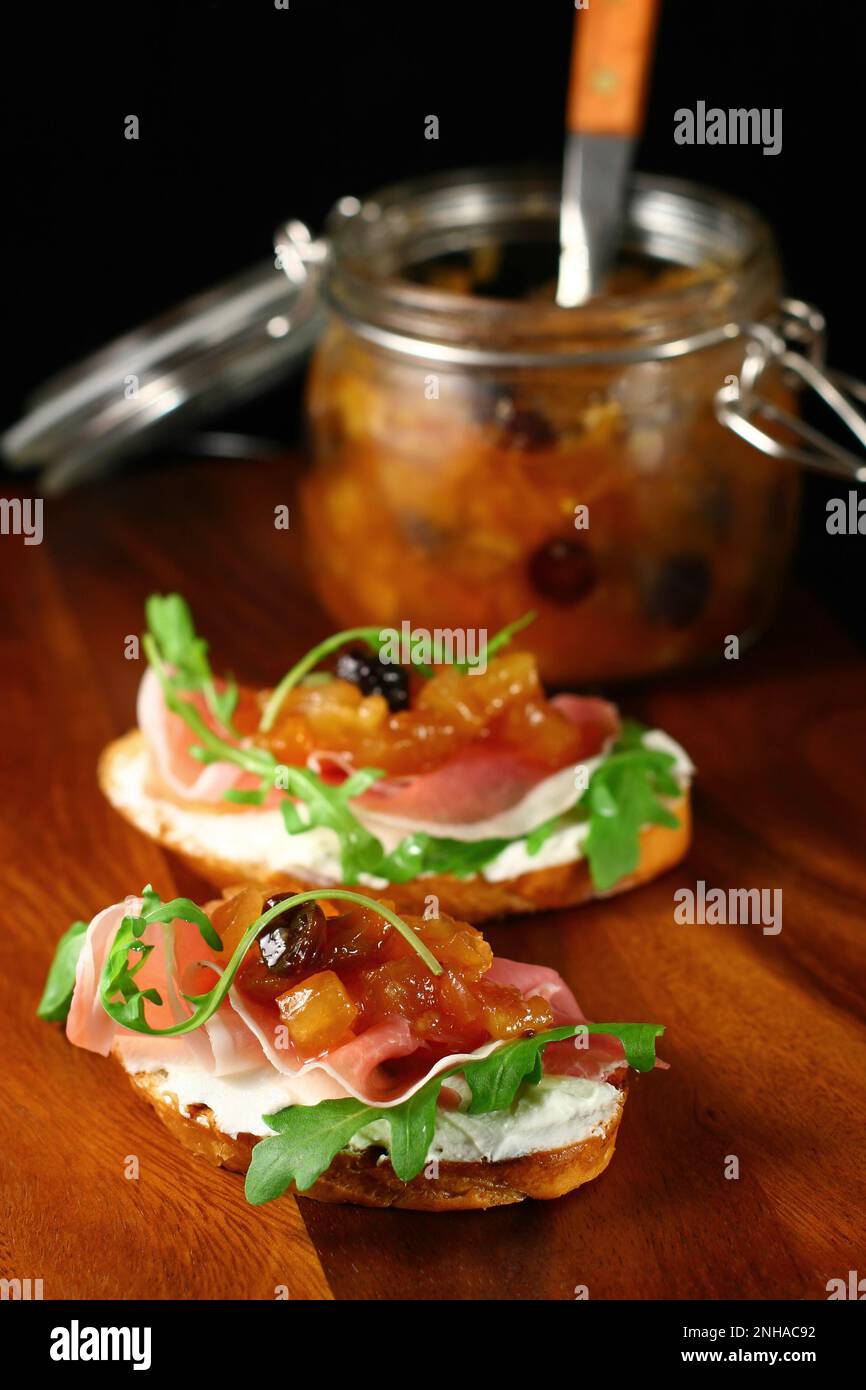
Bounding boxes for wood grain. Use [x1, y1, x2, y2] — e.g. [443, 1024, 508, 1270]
[1, 453, 864, 1301]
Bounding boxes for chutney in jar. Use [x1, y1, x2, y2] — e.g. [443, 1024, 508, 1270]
[303, 170, 799, 684]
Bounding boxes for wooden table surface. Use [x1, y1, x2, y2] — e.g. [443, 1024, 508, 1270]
[1, 453, 864, 1301]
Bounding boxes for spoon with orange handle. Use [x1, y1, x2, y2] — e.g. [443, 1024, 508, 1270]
[556, 0, 661, 307]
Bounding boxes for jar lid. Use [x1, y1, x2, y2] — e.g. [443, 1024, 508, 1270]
[7, 177, 865, 489]
[2, 223, 327, 492]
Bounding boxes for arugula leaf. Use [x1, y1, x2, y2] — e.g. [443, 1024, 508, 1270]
[139, 884, 222, 950]
[476, 610, 537, 664]
[98, 885, 223, 1031]
[461, 1028, 572, 1113]
[247, 1070, 452, 1200]
[278, 767, 387, 881]
[523, 721, 683, 891]
[582, 749, 680, 891]
[145, 592, 238, 733]
[461, 1022, 663, 1113]
[577, 1022, 665, 1073]
[524, 805, 587, 857]
[340, 768, 387, 799]
[377, 832, 512, 883]
[36, 919, 88, 1022]
[223, 786, 270, 806]
[386, 1076, 442, 1181]
[246, 1098, 381, 1201]
[244, 1081, 445, 1198]
[247, 1020, 665, 1201]
[144, 632, 276, 780]
[145, 593, 210, 684]
[613, 717, 652, 751]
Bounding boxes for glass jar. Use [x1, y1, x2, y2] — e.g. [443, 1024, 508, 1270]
[302, 168, 800, 685]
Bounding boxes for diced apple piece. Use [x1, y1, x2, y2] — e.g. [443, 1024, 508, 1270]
[476, 980, 554, 1039]
[210, 886, 265, 965]
[276, 970, 358, 1057]
[432, 926, 493, 978]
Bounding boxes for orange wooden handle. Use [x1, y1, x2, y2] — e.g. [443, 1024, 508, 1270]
[566, 0, 660, 137]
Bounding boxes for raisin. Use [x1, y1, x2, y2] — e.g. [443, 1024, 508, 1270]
[528, 538, 597, 604]
[257, 901, 327, 977]
[262, 891, 296, 916]
[493, 396, 557, 451]
[643, 554, 712, 628]
[335, 647, 409, 711]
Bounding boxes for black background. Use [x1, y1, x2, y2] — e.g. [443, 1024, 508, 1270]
[3, 0, 864, 637]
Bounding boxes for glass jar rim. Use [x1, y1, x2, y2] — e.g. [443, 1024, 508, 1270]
[324, 166, 779, 366]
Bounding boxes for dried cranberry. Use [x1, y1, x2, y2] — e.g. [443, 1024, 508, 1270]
[643, 554, 712, 628]
[257, 901, 327, 977]
[528, 538, 597, 604]
[335, 647, 409, 711]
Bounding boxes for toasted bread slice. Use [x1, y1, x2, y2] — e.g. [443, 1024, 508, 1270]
[127, 1065, 626, 1210]
[99, 729, 691, 923]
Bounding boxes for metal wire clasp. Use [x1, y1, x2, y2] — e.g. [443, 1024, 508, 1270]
[273, 220, 329, 287]
[714, 298, 866, 482]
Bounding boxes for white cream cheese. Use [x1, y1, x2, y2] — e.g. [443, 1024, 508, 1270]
[111, 744, 387, 886]
[132, 1061, 306, 1136]
[640, 728, 695, 782]
[116, 728, 693, 885]
[121, 1056, 621, 1161]
[348, 1074, 621, 1163]
[480, 820, 591, 882]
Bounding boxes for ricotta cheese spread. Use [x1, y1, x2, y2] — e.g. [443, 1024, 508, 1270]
[121, 728, 693, 885]
[347, 1073, 622, 1163]
[121, 1057, 622, 1162]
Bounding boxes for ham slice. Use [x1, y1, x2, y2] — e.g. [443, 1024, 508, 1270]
[137, 667, 619, 832]
[138, 668, 241, 800]
[67, 899, 144, 1058]
[485, 956, 584, 1024]
[65, 900, 495, 1105]
[65, 900, 628, 1107]
[486, 956, 628, 1082]
[67, 895, 242, 1074]
[550, 694, 620, 748]
[355, 747, 575, 830]
[227, 987, 422, 1103]
[321, 694, 619, 830]
[137, 668, 277, 804]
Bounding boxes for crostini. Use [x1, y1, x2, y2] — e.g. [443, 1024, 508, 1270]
[39, 884, 664, 1209]
[99, 595, 693, 922]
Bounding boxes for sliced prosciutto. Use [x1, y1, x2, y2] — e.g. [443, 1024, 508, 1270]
[137, 668, 278, 804]
[486, 957, 630, 1080]
[138, 666, 619, 831]
[63, 897, 624, 1110]
[66, 896, 258, 1076]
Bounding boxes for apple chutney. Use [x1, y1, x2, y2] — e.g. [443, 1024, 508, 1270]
[303, 170, 800, 684]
